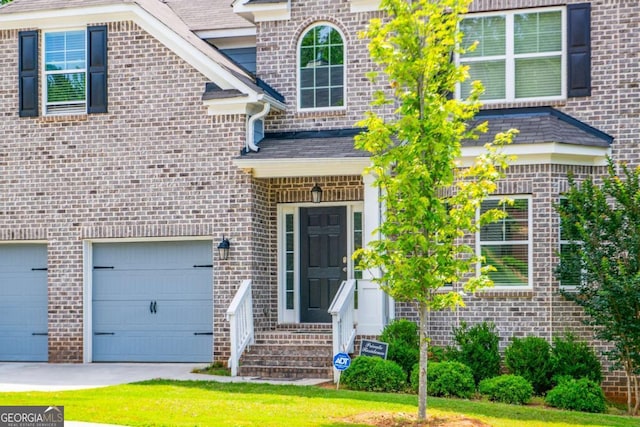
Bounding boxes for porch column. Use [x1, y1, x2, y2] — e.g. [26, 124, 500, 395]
[356, 173, 390, 335]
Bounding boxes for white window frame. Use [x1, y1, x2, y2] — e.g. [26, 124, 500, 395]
[277, 202, 362, 324]
[476, 195, 533, 289]
[457, 7, 566, 103]
[42, 28, 88, 116]
[296, 22, 347, 112]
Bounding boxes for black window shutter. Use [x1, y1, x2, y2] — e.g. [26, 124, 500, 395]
[87, 25, 108, 114]
[567, 3, 591, 98]
[18, 30, 38, 117]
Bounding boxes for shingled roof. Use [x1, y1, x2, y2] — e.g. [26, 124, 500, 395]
[241, 107, 611, 161]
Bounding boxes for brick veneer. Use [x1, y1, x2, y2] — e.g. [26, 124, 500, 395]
[0, 21, 252, 362]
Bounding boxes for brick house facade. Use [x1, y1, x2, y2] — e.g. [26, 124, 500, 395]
[0, 0, 634, 397]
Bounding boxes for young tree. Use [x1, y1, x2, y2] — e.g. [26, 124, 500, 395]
[556, 159, 640, 415]
[355, 0, 516, 420]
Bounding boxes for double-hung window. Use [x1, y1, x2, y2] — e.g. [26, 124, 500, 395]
[298, 24, 345, 110]
[44, 30, 87, 115]
[18, 26, 108, 117]
[459, 8, 564, 102]
[558, 197, 582, 288]
[478, 197, 532, 287]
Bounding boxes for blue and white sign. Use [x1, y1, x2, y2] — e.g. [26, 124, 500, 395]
[333, 352, 351, 371]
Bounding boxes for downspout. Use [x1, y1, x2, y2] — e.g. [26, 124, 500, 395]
[246, 102, 270, 153]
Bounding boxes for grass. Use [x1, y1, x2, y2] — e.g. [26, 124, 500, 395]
[191, 362, 231, 376]
[0, 380, 637, 427]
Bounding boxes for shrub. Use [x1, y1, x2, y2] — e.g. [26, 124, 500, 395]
[504, 336, 554, 395]
[380, 319, 419, 377]
[545, 378, 606, 413]
[341, 356, 406, 392]
[551, 332, 602, 384]
[478, 374, 533, 405]
[450, 321, 501, 385]
[412, 361, 475, 399]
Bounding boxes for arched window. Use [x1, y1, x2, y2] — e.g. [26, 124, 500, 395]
[298, 24, 345, 110]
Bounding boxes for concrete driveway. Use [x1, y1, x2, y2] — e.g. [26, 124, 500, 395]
[0, 363, 209, 392]
[0, 362, 329, 392]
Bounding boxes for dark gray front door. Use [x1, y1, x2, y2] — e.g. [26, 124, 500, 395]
[300, 207, 347, 323]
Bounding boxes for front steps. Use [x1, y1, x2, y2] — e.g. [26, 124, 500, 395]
[237, 325, 334, 380]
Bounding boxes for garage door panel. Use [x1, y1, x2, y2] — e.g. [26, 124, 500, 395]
[0, 244, 48, 362]
[93, 241, 212, 270]
[93, 331, 212, 362]
[92, 241, 213, 362]
[93, 300, 212, 332]
[93, 269, 212, 300]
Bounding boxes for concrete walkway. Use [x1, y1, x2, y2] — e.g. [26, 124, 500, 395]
[0, 363, 331, 427]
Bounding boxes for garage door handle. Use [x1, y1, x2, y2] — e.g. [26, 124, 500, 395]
[153, 301, 157, 313]
[31, 267, 48, 271]
[193, 264, 213, 268]
[150, 301, 154, 313]
[32, 332, 48, 336]
[94, 332, 115, 335]
[94, 266, 114, 269]
[194, 332, 213, 336]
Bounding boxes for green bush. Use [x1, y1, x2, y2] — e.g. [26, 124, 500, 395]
[380, 319, 419, 377]
[450, 321, 501, 385]
[504, 336, 554, 395]
[410, 361, 475, 398]
[478, 374, 533, 405]
[545, 378, 606, 413]
[551, 332, 602, 384]
[341, 356, 406, 392]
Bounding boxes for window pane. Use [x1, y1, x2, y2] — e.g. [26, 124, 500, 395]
[515, 11, 561, 54]
[461, 16, 506, 58]
[47, 73, 86, 103]
[482, 245, 529, 286]
[515, 56, 561, 98]
[315, 88, 329, 107]
[286, 292, 294, 310]
[316, 67, 329, 87]
[286, 214, 293, 233]
[461, 60, 506, 99]
[300, 89, 314, 108]
[299, 25, 344, 109]
[330, 87, 344, 107]
[559, 244, 581, 287]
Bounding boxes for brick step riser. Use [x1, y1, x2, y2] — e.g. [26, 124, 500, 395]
[254, 338, 333, 345]
[243, 346, 332, 356]
[240, 357, 331, 368]
[238, 366, 333, 379]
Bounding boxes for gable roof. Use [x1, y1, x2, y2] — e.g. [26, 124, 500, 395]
[0, 0, 272, 105]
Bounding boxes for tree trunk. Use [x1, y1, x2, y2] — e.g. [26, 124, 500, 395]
[418, 302, 429, 420]
[633, 373, 639, 416]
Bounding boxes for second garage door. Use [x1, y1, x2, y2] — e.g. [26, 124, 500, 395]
[92, 241, 213, 362]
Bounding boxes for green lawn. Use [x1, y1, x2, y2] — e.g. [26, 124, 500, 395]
[0, 380, 636, 427]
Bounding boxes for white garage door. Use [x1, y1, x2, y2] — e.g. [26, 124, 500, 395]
[92, 241, 213, 362]
[0, 244, 48, 361]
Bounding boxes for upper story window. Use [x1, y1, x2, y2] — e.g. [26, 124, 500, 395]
[478, 197, 532, 287]
[298, 24, 345, 110]
[18, 26, 108, 118]
[44, 30, 87, 115]
[459, 8, 564, 102]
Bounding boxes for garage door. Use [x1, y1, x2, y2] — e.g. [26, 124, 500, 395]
[0, 244, 48, 361]
[92, 241, 213, 362]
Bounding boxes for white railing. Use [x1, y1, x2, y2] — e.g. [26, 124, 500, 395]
[328, 279, 357, 382]
[226, 279, 254, 377]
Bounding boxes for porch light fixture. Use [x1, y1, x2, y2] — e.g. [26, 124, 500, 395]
[311, 183, 322, 204]
[217, 236, 230, 260]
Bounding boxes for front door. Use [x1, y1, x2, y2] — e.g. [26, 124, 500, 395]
[300, 206, 347, 323]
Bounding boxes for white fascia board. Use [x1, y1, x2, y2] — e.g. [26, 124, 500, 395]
[459, 143, 611, 167]
[350, 0, 381, 13]
[233, 157, 371, 178]
[233, 1, 290, 23]
[196, 27, 256, 40]
[204, 94, 285, 115]
[0, 4, 260, 96]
